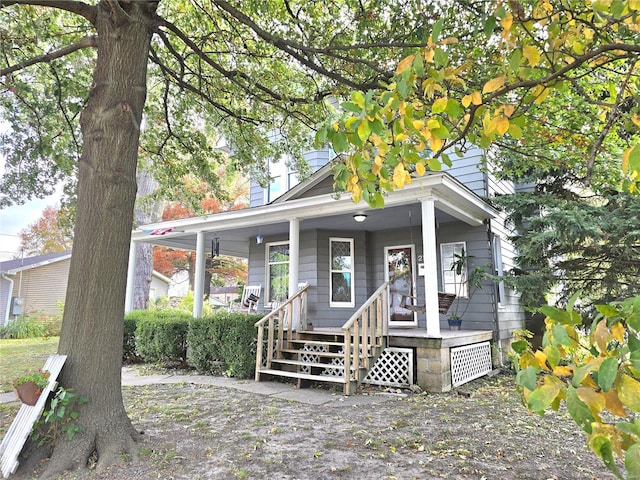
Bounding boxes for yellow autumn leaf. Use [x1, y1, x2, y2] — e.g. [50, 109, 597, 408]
[404, 171, 412, 185]
[632, 113, 640, 127]
[461, 94, 472, 108]
[500, 12, 513, 31]
[416, 162, 426, 176]
[424, 47, 434, 64]
[420, 127, 432, 140]
[471, 91, 482, 105]
[413, 120, 425, 130]
[374, 155, 383, 167]
[591, 319, 609, 352]
[395, 133, 409, 142]
[496, 117, 510, 136]
[535, 350, 550, 371]
[482, 76, 507, 94]
[576, 387, 606, 415]
[502, 104, 515, 117]
[535, 87, 550, 104]
[429, 135, 443, 152]
[396, 54, 415, 75]
[610, 321, 625, 343]
[616, 374, 640, 412]
[523, 45, 541, 67]
[351, 183, 362, 203]
[432, 97, 448, 114]
[415, 140, 425, 152]
[552, 365, 573, 377]
[393, 163, 407, 189]
[630, 0, 640, 9]
[602, 389, 627, 417]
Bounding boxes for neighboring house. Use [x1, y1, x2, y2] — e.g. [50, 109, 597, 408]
[149, 271, 172, 303]
[210, 285, 241, 308]
[1, 251, 171, 326]
[0, 251, 71, 326]
[128, 146, 525, 393]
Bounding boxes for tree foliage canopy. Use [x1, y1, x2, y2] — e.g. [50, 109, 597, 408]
[318, 1, 639, 206]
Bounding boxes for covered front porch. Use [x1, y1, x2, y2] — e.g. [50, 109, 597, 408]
[127, 171, 501, 392]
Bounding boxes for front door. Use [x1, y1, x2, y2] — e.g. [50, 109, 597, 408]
[385, 245, 417, 327]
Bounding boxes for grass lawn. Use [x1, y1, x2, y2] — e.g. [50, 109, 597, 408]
[0, 337, 59, 393]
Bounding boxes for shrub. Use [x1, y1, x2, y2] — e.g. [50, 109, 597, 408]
[123, 312, 143, 363]
[135, 311, 191, 364]
[187, 312, 261, 378]
[0, 316, 46, 339]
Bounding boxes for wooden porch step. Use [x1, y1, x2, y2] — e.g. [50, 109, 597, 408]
[258, 368, 346, 384]
[270, 359, 347, 370]
[279, 348, 370, 359]
[287, 339, 345, 348]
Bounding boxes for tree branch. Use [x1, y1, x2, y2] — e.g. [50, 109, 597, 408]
[0, 0, 97, 24]
[0, 36, 98, 77]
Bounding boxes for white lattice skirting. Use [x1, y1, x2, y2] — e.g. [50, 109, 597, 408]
[365, 347, 413, 388]
[450, 341, 492, 387]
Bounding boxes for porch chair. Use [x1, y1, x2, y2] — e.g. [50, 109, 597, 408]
[237, 285, 261, 313]
[400, 291, 456, 315]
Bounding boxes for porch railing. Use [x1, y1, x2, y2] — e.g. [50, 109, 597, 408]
[341, 281, 389, 388]
[254, 283, 310, 379]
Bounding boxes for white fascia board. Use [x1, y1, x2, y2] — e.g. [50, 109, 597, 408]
[6, 254, 72, 275]
[131, 172, 497, 242]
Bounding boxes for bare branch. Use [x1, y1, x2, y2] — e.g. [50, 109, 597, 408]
[0, 36, 97, 77]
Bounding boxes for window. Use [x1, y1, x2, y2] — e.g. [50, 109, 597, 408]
[330, 238, 354, 307]
[266, 242, 289, 305]
[441, 242, 468, 297]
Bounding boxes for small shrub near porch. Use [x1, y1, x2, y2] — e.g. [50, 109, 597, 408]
[125, 310, 261, 379]
[188, 312, 262, 379]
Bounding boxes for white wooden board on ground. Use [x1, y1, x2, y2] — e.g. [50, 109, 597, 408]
[0, 354, 67, 478]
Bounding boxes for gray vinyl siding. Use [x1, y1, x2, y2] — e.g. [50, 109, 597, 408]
[249, 147, 332, 207]
[436, 223, 495, 331]
[440, 146, 487, 196]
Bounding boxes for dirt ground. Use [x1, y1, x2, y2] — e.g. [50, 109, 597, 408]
[1, 372, 618, 480]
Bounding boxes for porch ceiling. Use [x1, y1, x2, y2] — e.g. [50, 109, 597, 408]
[131, 172, 498, 257]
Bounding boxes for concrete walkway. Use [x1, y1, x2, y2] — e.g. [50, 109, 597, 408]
[1, 367, 401, 407]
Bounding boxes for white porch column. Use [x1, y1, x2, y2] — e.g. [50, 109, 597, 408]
[124, 242, 137, 314]
[421, 198, 441, 337]
[193, 231, 206, 318]
[288, 218, 300, 329]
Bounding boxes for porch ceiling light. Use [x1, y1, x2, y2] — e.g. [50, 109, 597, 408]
[353, 213, 368, 223]
[256, 234, 264, 245]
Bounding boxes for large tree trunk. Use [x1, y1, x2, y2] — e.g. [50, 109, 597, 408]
[44, 2, 157, 477]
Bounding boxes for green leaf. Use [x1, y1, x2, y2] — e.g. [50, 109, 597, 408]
[331, 132, 349, 153]
[528, 380, 561, 414]
[551, 324, 571, 346]
[591, 435, 622, 478]
[597, 357, 618, 392]
[595, 304, 620, 318]
[351, 91, 365, 108]
[626, 444, 640, 480]
[431, 18, 444, 43]
[566, 385, 595, 434]
[539, 305, 581, 325]
[516, 365, 537, 391]
[511, 339, 529, 354]
[483, 16, 497, 36]
[508, 49, 522, 73]
[341, 101, 362, 113]
[434, 48, 448, 67]
[445, 98, 462, 118]
[314, 127, 328, 146]
[616, 420, 640, 437]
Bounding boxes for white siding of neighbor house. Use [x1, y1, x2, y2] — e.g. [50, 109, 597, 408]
[6, 258, 71, 318]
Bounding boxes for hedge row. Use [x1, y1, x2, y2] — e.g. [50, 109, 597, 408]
[123, 310, 262, 379]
